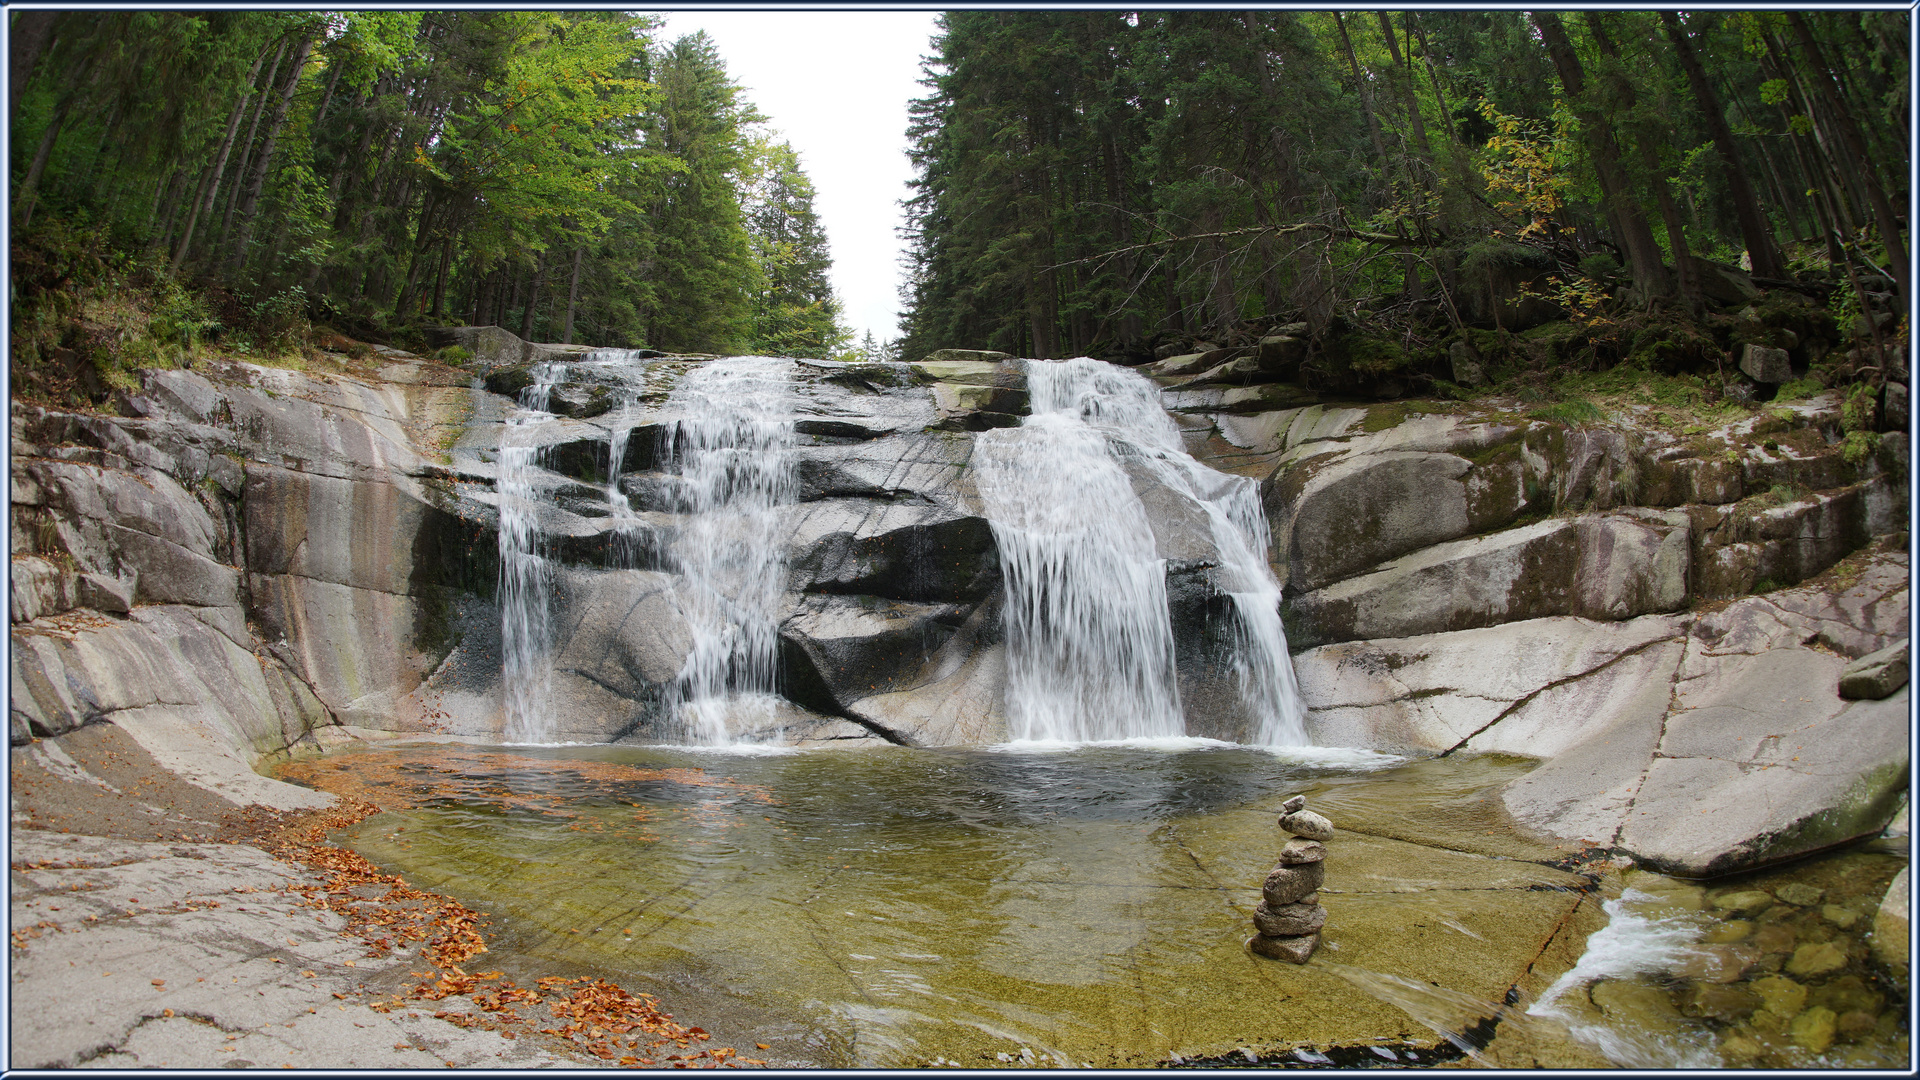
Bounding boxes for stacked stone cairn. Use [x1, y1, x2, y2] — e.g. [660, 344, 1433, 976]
[1247, 794, 1333, 963]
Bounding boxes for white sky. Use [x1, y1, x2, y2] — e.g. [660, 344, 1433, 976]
[640, 10, 942, 346]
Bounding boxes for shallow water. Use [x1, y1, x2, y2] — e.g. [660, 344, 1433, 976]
[276, 742, 1906, 1068]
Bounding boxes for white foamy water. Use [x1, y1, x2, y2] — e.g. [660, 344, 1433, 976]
[1528, 889, 1718, 1067]
[498, 363, 563, 743]
[658, 357, 797, 745]
[977, 357, 1309, 745]
[975, 408, 1185, 742]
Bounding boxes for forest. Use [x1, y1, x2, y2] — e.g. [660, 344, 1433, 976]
[899, 9, 1907, 416]
[7, 9, 1911, 421]
[10, 9, 845, 381]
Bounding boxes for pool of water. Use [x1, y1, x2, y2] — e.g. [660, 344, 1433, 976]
[274, 741, 1906, 1068]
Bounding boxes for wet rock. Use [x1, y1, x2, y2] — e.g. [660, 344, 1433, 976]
[1838, 639, 1909, 699]
[1448, 341, 1488, 387]
[1785, 941, 1848, 977]
[1261, 862, 1324, 906]
[1871, 866, 1908, 984]
[1246, 932, 1318, 964]
[1588, 979, 1684, 1027]
[484, 366, 536, 399]
[1714, 890, 1775, 915]
[1670, 942, 1761, 983]
[1681, 982, 1760, 1023]
[1279, 809, 1333, 840]
[1774, 883, 1825, 907]
[1837, 1010, 1879, 1041]
[778, 594, 971, 713]
[1751, 974, 1808, 1016]
[1751, 924, 1797, 954]
[1703, 920, 1753, 944]
[1252, 901, 1327, 937]
[1278, 839, 1326, 865]
[1823, 905, 1862, 930]
[1788, 1005, 1838, 1053]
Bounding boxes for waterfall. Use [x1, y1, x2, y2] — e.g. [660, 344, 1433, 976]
[498, 363, 562, 743]
[979, 357, 1309, 746]
[658, 357, 797, 744]
[603, 380, 647, 570]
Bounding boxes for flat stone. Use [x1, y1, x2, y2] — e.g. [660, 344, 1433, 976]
[1246, 932, 1319, 964]
[1278, 838, 1326, 864]
[1252, 901, 1327, 937]
[1280, 794, 1307, 814]
[1839, 638, 1909, 699]
[1789, 1005, 1838, 1053]
[1279, 809, 1334, 840]
[1751, 974, 1809, 1016]
[1774, 883, 1825, 907]
[1713, 890, 1776, 915]
[1261, 861, 1324, 906]
[1786, 941, 1849, 977]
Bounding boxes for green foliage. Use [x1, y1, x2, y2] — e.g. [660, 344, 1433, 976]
[1527, 396, 1605, 424]
[1774, 376, 1824, 401]
[434, 345, 474, 365]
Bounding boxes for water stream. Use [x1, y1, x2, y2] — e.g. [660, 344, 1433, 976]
[977, 358, 1307, 744]
[497, 363, 563, 744]
[656, 357, 798, 745]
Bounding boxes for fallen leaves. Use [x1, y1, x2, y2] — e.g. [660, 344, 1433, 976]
[250, 776, 758, 1068]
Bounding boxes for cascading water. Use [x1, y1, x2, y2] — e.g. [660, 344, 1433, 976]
[977, 357, 1309, 745]
[657, 357, 797, 744]
[975, 411, 1186, 742]
[498, 363, 562, 743]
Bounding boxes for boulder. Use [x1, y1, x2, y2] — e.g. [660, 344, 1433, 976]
[1740, 344, 1793, 384]
[1839, 638, 1910, 699]
[918, 349, 1012, 365]
[1296, 613, 1688, 757]
[1258, 335, 1308, 375]
[1146, 352, 1213, 378]
[1448, 340, 1489, 387]
[1286, 512, 1687, 647]
[779, 593, 972, 712]
[1494, 564, 1912, 877]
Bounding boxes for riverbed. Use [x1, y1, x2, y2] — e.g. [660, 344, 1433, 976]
[269, 738, 1909, 1068]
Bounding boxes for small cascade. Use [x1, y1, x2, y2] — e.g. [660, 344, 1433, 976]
[602, 381, 648, 570]
[980, 357, 1309, 745]
[658, 357, 797, 744]
[498, 363, 563, 743]
[975, 412, 1186, 741]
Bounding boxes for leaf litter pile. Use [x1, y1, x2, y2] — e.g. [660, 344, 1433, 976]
[264, 747, 775, 1068]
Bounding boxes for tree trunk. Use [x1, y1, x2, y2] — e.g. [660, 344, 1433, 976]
[1585, 14, 1697, 308]
[1333, 13, 1392, 204]
[562, 244, 585, 344]
[216, 37, 289, 264]
[15, 48, 97, 229]
[173, 49, 265, 266]
[1660, 12, 1785, 278]
[1785, 12, 1908, 304]
[9, 12, 62, 127]
[1532, 12, 1670, 304]
[226, 31, 314, 279]
[519, 257, 546, 340]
